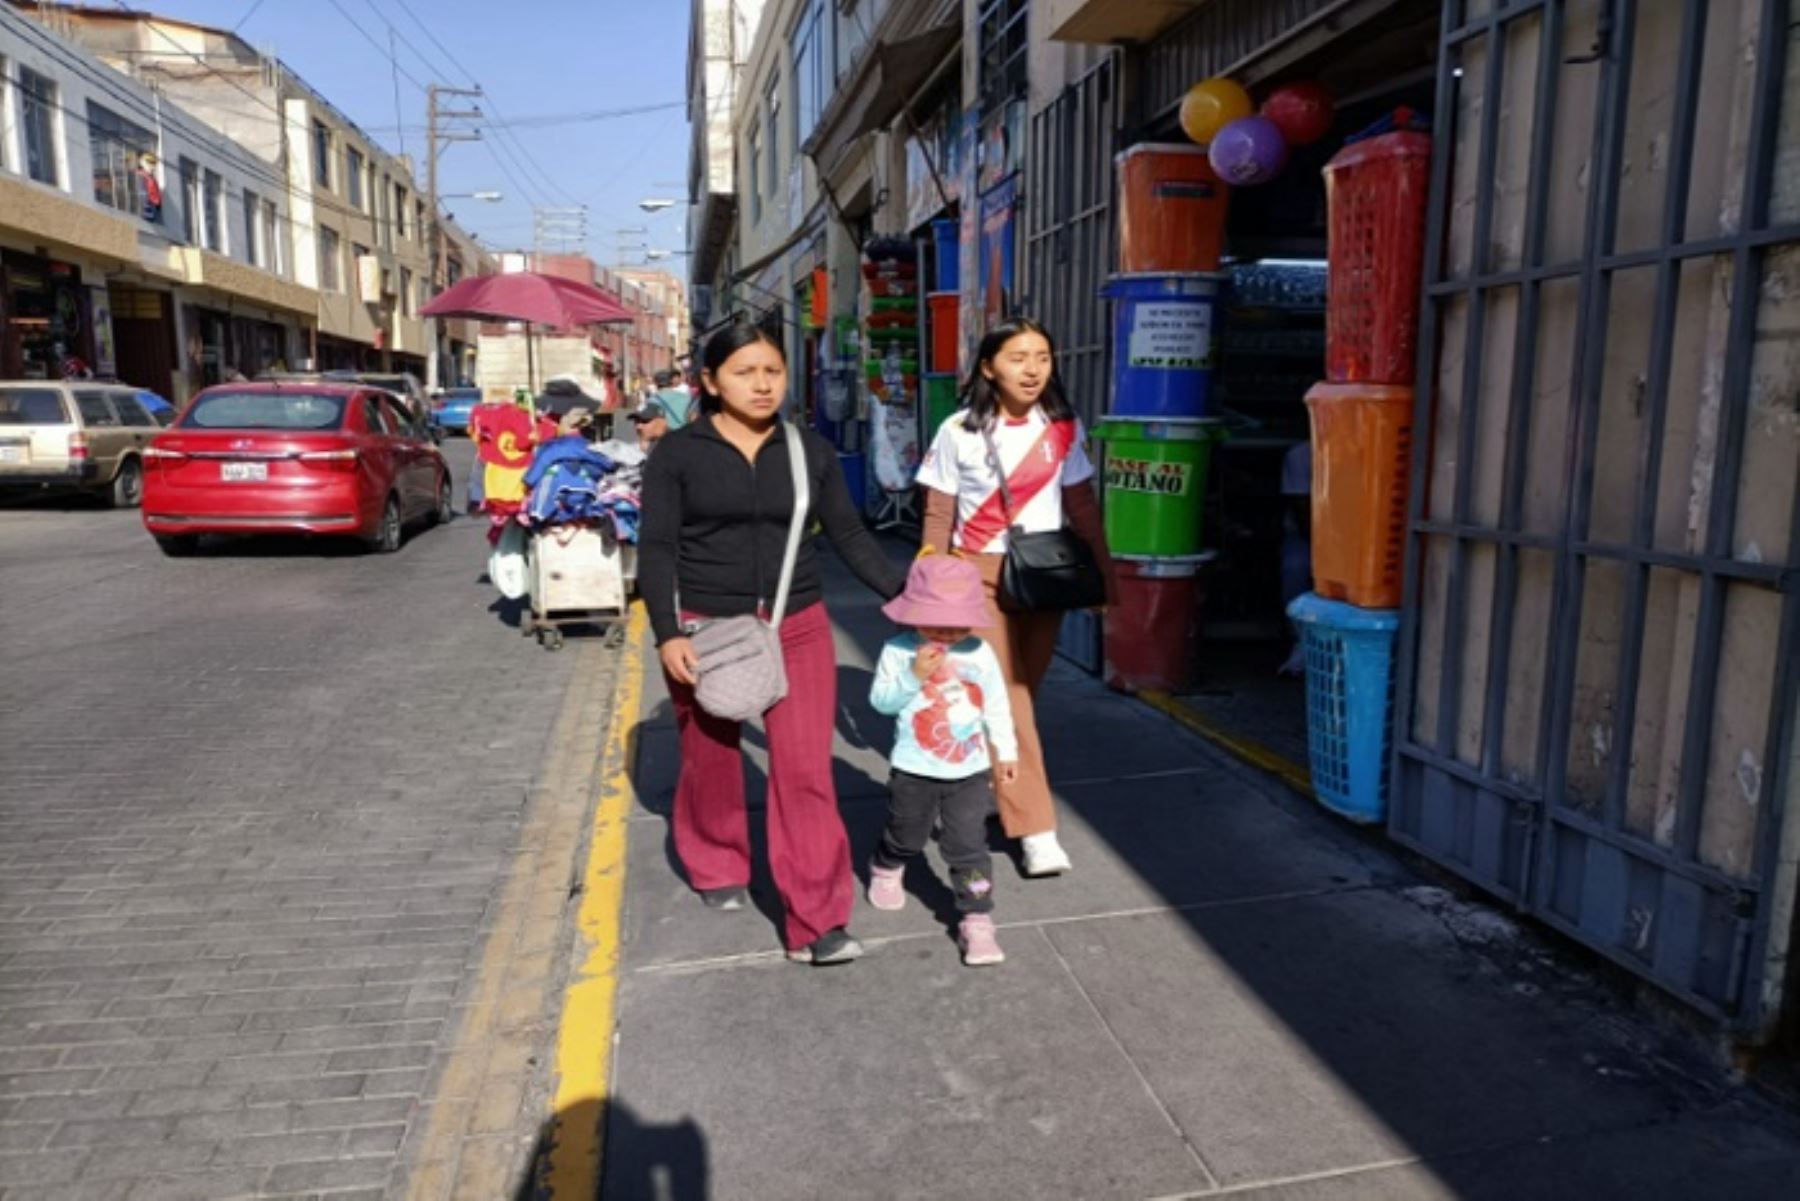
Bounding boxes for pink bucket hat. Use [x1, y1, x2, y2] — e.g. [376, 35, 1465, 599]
[883, 555, 995, 629]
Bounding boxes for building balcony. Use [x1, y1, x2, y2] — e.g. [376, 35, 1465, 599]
[1044, 0, 1212, 44]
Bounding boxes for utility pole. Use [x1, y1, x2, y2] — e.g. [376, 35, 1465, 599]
[426, 84, 482, 389]
[533, 207, 588, 260]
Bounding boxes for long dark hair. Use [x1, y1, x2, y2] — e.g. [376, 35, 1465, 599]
[697, 321, 786, 416]
[959, 316, 1075, 432]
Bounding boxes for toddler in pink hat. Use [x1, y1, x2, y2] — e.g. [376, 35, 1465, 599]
[867, 555, 1018, 966]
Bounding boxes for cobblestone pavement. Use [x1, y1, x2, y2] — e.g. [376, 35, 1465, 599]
[0, 443, 623, 1200]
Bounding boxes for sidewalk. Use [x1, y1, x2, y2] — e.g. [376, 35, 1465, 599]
[599, 544, 1800, 1201]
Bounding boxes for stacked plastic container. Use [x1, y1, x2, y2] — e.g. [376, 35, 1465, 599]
[1097, 144, 1234, 695]
[922, 217, 961, 444]
[1289, 128, 1432, 824]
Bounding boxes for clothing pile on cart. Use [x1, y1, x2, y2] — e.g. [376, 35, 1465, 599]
[519, 433, 644, 543]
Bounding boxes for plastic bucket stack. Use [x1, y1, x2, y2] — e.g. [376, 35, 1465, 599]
[1099, 145, 1236, 694]
[1291, 128, 1432, 823]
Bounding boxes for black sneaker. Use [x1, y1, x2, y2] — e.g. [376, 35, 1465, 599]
[786, 928, 865, 966]
[700, 886, 750, 911]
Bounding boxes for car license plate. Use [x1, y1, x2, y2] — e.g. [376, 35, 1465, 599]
[0, 445, 24, 464]
[221, 461, 268, 482]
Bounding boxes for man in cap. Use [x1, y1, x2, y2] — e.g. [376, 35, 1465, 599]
[627, 398, 670, 453]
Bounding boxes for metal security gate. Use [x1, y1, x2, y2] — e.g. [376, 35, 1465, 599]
[1394, 0, 1800, 1035]
[1022, 55, 1122, 671]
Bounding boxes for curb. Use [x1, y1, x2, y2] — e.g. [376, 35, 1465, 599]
[543, 604, 648, 1199]
[1136, 689, 1316, 799]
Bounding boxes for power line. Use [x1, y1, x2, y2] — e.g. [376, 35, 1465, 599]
[232, 0, 270, 33]
[323, 0, 427, 93]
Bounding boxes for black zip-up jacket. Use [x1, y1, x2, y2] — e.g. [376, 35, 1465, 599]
[638, 415, 906, 645]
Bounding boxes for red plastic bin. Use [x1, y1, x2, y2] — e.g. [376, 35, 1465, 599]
[927, 292, 959, 374]
[1324, 131, 1432, 385]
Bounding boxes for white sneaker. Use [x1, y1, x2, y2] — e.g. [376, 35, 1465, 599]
[1021, 832, 1072, 877]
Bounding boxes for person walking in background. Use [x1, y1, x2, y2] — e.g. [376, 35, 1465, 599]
[916, 317, 1117, 878]
[653, 368, 695, 432]
[638, 323, 907, 966]
[868, 554, 1017, 967]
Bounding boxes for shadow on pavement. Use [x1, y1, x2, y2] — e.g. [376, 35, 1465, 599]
[514, 1099, 709, 1201]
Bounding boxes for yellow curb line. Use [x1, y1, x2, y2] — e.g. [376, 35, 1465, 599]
[544, 603, 648, 1199]
[1137, 689, 1316, 799]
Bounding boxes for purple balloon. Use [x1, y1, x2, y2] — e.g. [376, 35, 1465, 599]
[1208, 116, 1290, 186]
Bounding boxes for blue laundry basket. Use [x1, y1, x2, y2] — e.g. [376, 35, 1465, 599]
[1286, 594, 1401, 824]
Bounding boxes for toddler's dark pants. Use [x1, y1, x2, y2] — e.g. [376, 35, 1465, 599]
[873, 769, 996, 914]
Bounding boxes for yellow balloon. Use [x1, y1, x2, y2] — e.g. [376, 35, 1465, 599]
[1180, 77, 1255, 146]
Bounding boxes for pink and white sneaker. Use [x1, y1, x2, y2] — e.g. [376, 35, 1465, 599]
[867, 863, 906, 911]
[958, 914, 1005, 967]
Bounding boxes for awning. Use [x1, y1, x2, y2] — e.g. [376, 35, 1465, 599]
[804, 22, 960, 173]
[847, 23, 960, 142]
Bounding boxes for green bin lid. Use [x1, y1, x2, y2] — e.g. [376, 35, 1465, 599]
[1093, 417, 1227, 443]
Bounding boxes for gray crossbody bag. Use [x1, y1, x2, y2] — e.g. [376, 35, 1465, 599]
[684, 422, 809, 722]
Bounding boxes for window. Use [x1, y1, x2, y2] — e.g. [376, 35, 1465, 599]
[346, 147, 365, 209]
[86, 103, 156, 217]
[379, 176, 393, 249]
[379, 395, 416, 438]
[319, 225, 342, 292]
[977, 0, 1030, 115]
[75, 392, 120, 428]
[416, 200, 427, 243]
[263, 201, 284, 275]
[178, 158, 200, 243]
[748, 121, 763, 222]
[352, 244, 371, 299]
[112, 394, 153, 427]
[243, 189, 261, 265]
[183, 390, 349, 430]
[202, 170, 224, 252]
[765, 74, 782, 195]
[793, 1, 826, 148]
[313, 120, 332, 189]
[361, 395, 389, 433]
[17, 67, 58, 187]
[400, 267, 414, 315]
[394, 185, 409, 238]
[0, 389, 69, 424]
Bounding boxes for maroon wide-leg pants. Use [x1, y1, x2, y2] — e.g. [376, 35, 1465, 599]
[665, 602, 852, 951]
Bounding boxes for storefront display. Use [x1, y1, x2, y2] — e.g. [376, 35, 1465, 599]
[1, 253, 92, 380]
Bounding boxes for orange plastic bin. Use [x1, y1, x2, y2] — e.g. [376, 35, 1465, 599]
[1116, 144, 1231, 274]
[1305, 382, 1415, 609]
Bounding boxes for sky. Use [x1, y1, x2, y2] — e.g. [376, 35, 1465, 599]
[149, 0, 693, 265]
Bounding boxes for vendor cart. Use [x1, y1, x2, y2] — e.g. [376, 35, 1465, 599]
[523, 525, 636, 651]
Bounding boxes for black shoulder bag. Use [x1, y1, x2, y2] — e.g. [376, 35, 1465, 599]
[979, 422, 1107, 613]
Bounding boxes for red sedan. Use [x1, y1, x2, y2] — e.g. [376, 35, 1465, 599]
[142, 382, 453, 557]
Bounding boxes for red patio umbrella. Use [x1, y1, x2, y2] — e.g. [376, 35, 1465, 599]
[422, 271, 635, 391]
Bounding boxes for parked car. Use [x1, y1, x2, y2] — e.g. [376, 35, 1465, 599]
[141, 381, 453, 557]
[0, 381, 164, 507]
[429, 386, 482, 436]
[322, 371, 434, 432]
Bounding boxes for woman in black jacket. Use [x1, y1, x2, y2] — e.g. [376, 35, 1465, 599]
[638, 323, 906, 965]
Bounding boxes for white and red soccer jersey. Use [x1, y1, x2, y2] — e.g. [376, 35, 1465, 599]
[914, 407, 1097, 554]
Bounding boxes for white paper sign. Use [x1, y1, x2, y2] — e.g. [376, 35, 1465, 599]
[1127, 301, 1214, 370]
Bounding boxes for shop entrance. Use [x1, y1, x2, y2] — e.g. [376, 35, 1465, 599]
[108, 285, 177, 397]
[2, 252, 93, 380]
[1393, 0, 1800, 1037]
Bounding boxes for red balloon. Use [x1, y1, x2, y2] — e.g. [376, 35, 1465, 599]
[1261, 81, 1336, 147]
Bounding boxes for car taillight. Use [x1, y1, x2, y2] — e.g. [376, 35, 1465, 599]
[297, 449, 359, 470]
[141, 447, 187, 461]
[68, 432, 89, 461]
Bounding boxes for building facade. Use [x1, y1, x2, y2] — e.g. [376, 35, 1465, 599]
[28, 3, 442, 384]
[702, 0, 1800, 1045]
[1, 3, 314, 401]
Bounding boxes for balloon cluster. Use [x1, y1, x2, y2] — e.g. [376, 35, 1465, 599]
[1179, 78, 1336, 186]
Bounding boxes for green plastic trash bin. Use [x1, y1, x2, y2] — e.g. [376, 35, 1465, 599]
[1093, 417, 1225, 557]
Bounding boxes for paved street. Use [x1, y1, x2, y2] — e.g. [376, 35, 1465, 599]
[0, 442, 623, 1200]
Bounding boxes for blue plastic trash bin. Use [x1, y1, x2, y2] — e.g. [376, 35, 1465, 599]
[1286, 593, 1401, 824]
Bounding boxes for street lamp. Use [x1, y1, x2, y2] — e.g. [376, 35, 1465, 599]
[442, 191, 503, 202]
[639, 198, 678, 213]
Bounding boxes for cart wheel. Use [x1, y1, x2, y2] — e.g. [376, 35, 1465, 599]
[540, 629, 564, 652]
[604, 624, 628, 650]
